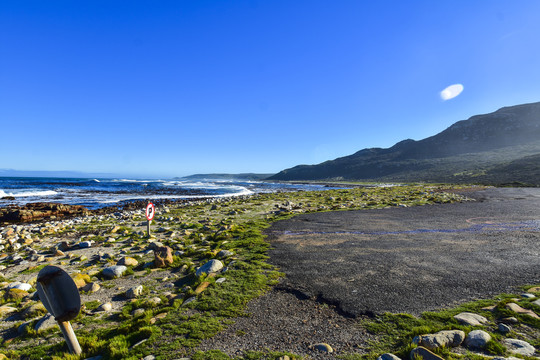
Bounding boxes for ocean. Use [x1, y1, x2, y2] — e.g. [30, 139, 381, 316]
[0, 177, 332, 210]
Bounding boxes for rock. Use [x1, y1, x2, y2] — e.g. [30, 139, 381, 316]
[195, 282, 210, 295]
[57, 241, 71, 251]
[500, 317, 519, 324]
[182, 297, 197, 306]
[418, 330, 465, 349]
[503, 338, 536, 357]
[216, 277, 226, 284]
[81, 282, 100, 294]
[8, 282, 32, 291]
[118, 256, 138, 267]
[0, 305, 18, 317]
[377, 354, 402, 360]
[132, 308, 145, 317]
[409, 346, 443, 360]
[102, 265, 127, 279]
[527, 286, 540, 293]
[196, 259, 224, 276]
[217, 250, 234, 258]
[521, 293, 535, 299]
[78, 241, 93, 248]
[126, 285, 143, 299]
[498, 323, 511, 334]
[22, 302, 47, 319]
[465, 330, 491, 349]
[311, 343, 333, 353]
[154, 246, 174, 268]
[148, 297, 162, 306]
[111, 225, 121, 233]
[35, 314, 57, 333]
[5, 288, 29, 300]
[96, 302, 112, 312]
[18, 321, 32, 335]
[0, 203, 89, 223]
[54, 249, 65, 257]
[453, 312, 489, 326]
[505, 303, 540, 319]
[72, 273, 91, 289]
[142, 356, 155, 360]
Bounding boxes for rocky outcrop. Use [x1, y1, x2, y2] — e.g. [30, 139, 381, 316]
[0, 202, 90, 223]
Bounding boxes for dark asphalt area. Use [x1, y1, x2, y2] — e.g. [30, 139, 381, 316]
[265, 187, 540, 316]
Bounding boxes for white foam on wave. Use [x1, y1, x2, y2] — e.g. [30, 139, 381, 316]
[112, 179, 166, 183]
[97, 187, 254, 204]
[0, 189, 58, 198]
[92, 179, 101, 183]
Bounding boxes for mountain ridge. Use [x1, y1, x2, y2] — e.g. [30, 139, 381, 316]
[269, 102, 540, 185]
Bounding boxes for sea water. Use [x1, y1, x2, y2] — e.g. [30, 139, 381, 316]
[0, 176, 332, 210]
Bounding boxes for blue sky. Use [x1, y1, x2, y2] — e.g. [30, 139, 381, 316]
[2, 1, 540, 178]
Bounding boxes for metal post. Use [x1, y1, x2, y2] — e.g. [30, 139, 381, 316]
[147, 219, 151, 237]
[58, 321, 82, 355]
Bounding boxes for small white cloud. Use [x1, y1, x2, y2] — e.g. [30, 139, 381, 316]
[440, 84, 464, 101]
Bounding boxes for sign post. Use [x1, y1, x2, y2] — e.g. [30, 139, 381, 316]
[36, 266, 82, 355]
[146, 202, 155, 237]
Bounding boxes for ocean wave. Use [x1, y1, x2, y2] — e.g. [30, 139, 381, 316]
[0, 189, 58, 198]
[112, 179, 166, 183]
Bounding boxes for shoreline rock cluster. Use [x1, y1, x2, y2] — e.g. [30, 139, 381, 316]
[0, 203, 90, 224]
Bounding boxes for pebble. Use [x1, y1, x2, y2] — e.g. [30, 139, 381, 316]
[216, 277, 227, 284]
[311, 343, 333, 353]
[117, 256, 138, 267]
[7, 282, 32, 291]
[196, 259, 224, 276]
[498, 323, 511, 334]
[78, 241, 93, 248]
[182, 297, 197, 306]
[83, 282, 101, 293]
[96, 302, 112, 312]
[520, 293, 535, 299]
[217, 250, 234, 258]
[102, 265, 127, 279]
[132, 308, 145, 317]
[148, 297, 162, 306]
[126, 285, 143, 299]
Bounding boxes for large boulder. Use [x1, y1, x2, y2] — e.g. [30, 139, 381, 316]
[154, 246, 174, 268]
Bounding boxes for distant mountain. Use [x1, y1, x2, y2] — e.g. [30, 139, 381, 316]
[269, 102, 540, 185]
[179, 173, 274, 181]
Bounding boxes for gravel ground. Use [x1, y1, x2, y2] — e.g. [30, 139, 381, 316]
[197, 284, 373, 359]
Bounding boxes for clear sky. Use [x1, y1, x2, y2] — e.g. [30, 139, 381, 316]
[2, 1, 540, 178]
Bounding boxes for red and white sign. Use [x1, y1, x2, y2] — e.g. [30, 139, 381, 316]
[145, 202, 155, 221]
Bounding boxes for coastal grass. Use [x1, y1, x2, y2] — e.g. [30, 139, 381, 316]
[1, 184, 496, 359]
[347, 288, 540, 360]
